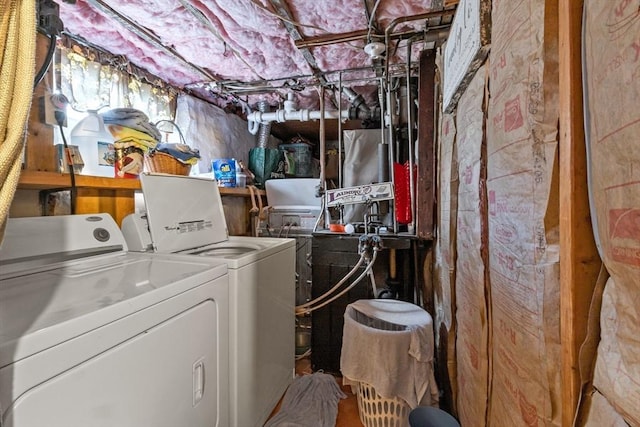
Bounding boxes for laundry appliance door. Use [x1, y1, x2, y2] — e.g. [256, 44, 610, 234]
[186, 236, 296, 427]
[3, 290, 226, 427]
[0, 253, 230, 427]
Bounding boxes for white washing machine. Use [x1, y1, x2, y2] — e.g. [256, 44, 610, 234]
[121, 173, 296, 427]
[0, 213, 230, 427]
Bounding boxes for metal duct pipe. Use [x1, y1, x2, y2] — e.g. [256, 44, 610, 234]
[341, 86, 370, 117]
[257, 100, 271, 148]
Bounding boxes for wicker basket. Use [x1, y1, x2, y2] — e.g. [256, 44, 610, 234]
[355, 381, 411, 427]
[144, 151, 191, 176]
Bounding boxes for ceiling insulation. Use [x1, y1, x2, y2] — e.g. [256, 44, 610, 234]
[57, 0, 454, 109]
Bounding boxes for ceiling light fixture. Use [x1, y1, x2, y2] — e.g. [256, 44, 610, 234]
[364, 42, 386, 60]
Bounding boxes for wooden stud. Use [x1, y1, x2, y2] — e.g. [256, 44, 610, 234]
[417, 50, 437, 240]
[558, 0, 601, 424]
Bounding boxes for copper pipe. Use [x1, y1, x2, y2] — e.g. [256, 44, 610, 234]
[384, 9, 456, 83]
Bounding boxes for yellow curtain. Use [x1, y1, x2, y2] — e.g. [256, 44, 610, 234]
[0, 0, 36, 240]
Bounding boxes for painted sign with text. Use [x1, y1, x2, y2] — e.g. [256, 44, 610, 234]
[325, 182, 394, 207]
[442, 0, 491, 113]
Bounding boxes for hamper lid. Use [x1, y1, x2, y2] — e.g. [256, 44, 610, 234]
[140, 173, 228, 253]
[349, 299, 432, 329]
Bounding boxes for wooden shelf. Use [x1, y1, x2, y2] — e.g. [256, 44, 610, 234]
[18, 170, 265, 197]
[18, 170, 140, 190]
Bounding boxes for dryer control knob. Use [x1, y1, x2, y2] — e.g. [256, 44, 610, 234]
[93, 228, 111, 242]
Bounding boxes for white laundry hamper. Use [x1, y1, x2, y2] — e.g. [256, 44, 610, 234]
[340, 299, 439, 427]
[354, 379, 412, 427]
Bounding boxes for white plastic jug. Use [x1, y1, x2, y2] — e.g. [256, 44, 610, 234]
[70, 111, 115, 177]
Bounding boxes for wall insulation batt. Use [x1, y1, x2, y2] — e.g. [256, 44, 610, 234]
[486, 0, 561, 424]
[433, 110, 458, 413]
[582, 0, 640, 425]
[436, 0, 561, 423]
[454, 65, 490, 427]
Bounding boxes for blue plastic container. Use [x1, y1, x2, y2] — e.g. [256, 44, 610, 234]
[212, 158, 237, 187]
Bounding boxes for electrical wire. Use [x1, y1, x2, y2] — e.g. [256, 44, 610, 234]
[33, 34, 57, 88]
[179, 0, 261, 79]
[55, 111, 77, 214]
[366, 0, 382, 43]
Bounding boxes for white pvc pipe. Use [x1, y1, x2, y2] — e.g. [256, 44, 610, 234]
[247, 108, 349, 124]
[244, 102, 261, 135]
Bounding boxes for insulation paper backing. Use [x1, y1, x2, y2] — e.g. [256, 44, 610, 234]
[454, 66, 490, 427]
[486, 0, 561, 425]
[583, 0, 640, 424]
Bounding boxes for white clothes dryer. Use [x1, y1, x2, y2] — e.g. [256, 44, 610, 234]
[121, 173, 296, 427]
[0, 213, 230, 427]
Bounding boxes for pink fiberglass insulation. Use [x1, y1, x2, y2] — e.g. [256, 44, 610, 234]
[310, 43, 371, 75]
[184, 0, 314, 80]
[57, 2, 200, 84]
[285, 0, 368, 38]
[376, 0, 435, 26]
[58, 0, 437, 109]
[59, 0, 312, 84]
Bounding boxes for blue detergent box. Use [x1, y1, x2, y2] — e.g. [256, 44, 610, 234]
[212, 158, 237, 187]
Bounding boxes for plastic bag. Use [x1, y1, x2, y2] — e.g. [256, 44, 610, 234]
[248, 147, 285, 188]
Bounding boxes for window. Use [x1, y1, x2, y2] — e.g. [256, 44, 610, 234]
[52, 43, 177, 146]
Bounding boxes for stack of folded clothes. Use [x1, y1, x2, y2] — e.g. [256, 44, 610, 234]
[102, 108, 161, 178]
[154, 143, 201, 166]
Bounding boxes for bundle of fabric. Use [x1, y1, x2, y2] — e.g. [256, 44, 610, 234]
[106, 124, 159, 153]
[102, 108, 162, 142]
[143, 143, 200, 176]
[264, 372, 346, 427]
[154, 143, 200, 166]
[101, 108, 161, 178]
[102, 109, 160, 152]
